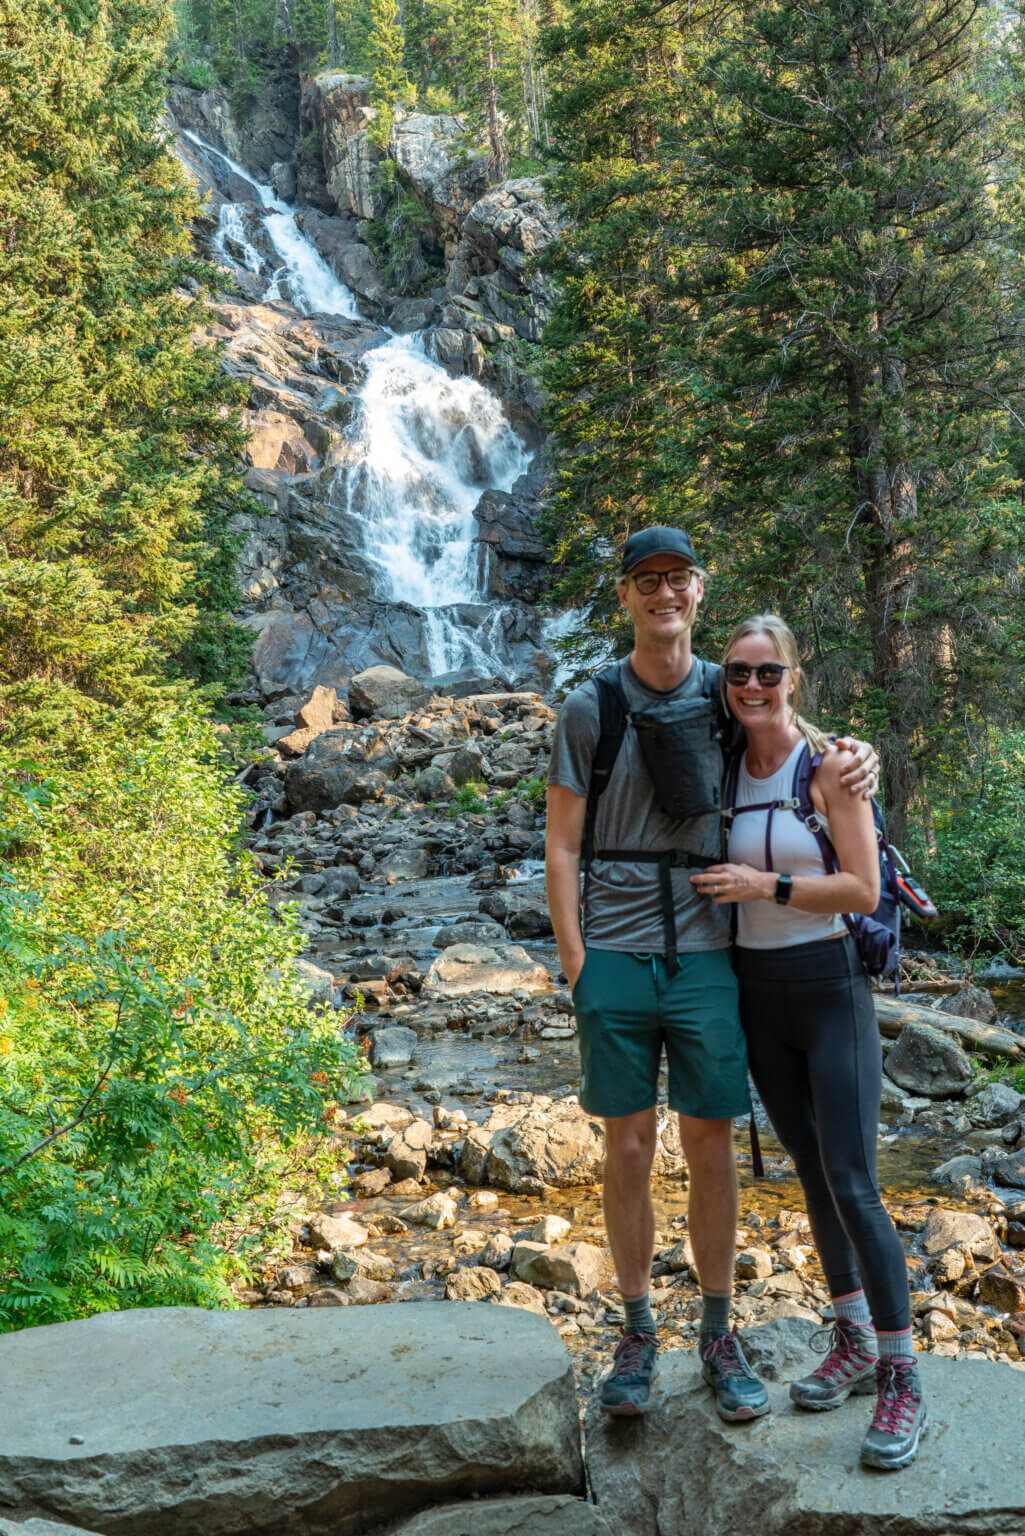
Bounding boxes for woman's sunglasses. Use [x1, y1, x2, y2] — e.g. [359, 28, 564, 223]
[724, 661, 788, 687]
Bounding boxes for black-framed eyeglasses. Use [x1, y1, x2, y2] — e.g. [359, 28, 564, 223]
[724, 661, 788, 687]
[630, 567, 695, 596]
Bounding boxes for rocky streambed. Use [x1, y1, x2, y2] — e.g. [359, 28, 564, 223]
[226, 667, 1025, 1411]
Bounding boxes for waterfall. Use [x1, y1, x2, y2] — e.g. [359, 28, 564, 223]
[180, 130, 532, 679]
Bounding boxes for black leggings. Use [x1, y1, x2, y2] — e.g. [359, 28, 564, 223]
[733, 934, 910, 1332]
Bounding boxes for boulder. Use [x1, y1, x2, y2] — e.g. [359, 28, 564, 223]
[968, 1081, 1025, 1128]
[444, 1267, 502, 1303]
[308, 1211, 369, 1251]
[385, 1120, 433, 1182]
[459, 1098, 605, 1192]
[585, 1326, 1025, 1536]
[919, 1208, 999, 1261]
[284, 730, 375, 814]
[995, 1149, 1025, 1189]
[330, 1249, 396, 1284]
[377, 1494, 614, 1535]
[292, 958, 335, 1006]
[0, 1305, 583, 1536]
[494, 1281, 548, 1317]
[368, 1027, 418, 1069]
[349, 665, 431, 721]
[399, 1191, 458, 1230]
[937, 984, 999, 1025]
[421, 943, 550, 1000]
[884, 1020, 975, 1098]
[433, 919, 507, 948]
[509, 1242, 613, 1297]
[930, 1153, 983, 1190]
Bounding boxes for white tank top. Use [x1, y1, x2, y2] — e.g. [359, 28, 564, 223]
[727, 737, 845, 950]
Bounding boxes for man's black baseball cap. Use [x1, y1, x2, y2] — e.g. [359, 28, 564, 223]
[619, 525, 697, 575]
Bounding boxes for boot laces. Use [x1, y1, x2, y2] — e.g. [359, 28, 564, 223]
[810, 1318, 874, 1384]
[612, 1331, 655, 1377]
[702, 1326, 749, 1379]
[870, 1358, 920, 1435]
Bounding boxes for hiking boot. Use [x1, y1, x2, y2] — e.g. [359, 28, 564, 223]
[700, 1326, 770, 1422]
[600, 1331, 658, 1416]
[789, 1318, 878, 1411]
[861, 1357, 928, 1470]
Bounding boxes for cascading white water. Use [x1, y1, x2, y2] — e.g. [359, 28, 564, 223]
[180, 129, 531, 677]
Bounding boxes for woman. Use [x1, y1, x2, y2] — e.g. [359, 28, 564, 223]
[690, 614, 926, 1472]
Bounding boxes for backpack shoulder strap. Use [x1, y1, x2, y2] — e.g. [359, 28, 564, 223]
[582, 664, 629, 867]
[792, 741, 839, 873]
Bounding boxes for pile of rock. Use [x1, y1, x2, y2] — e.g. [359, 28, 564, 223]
[246, 673, 553, 918]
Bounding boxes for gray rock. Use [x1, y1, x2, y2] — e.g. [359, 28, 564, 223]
[460, 1098, 606, 1192]
[349, 665, 431, 721]
[730, 1315, 820, 1382]
[292, 957, 335, 1006]
[884, 1020, 975, 1097]
[444, 1266, 502, 1302]
[433, 919, 507, 948]
[930, 1153, 983, 1189]
[920, 1208, 999, 1261]
[937, 983, 999, 1024]
[509, 1241, 613, 1297]
[270, 159, 297, 202]
[448, 742, 486, 786]
[308, 1211, 369, 1250]
[0, 1523, 106, 1536]
[285, 730, 372, 814]
[0, 1306, 583, 1536]
[968, 1081, 1024, 1128]
[368, 1027, 418, 1069]
[421, 943, 550, 1000]
[399, 1191, 458, 1229]
[377, 1494, 614, 1535]
[995, 1148, 1025, 1189]
[585, 1330, 1025, 1536]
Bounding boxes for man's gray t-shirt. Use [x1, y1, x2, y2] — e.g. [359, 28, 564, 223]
[547, 657, 730, 954]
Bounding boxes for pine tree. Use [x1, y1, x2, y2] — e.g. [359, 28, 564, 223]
[541, 0, 1025, 836]
[368, 0, 409, 144]
[0, 0, 251, 738]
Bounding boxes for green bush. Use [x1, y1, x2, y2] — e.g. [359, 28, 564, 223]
[449, 780, 489, 818]
[908, 728, 1025, 961]
[0, 706, 366, 1329]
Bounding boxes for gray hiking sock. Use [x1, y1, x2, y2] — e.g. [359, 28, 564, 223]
[623, 1291, 657, 1337]
[699, 1290, 731, 1346]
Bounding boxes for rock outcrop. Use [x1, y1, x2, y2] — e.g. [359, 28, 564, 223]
[585, 1319, 1025, 1536]
[0, 1305, 583, 1536]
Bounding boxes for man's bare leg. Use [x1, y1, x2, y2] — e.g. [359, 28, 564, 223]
[677, 1114, 737, 1295]
[599, 1108, 659, 1415]
[603, 1107, 658, 1297]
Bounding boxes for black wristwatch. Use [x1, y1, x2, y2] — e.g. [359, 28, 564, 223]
[774, 873, 793, 905]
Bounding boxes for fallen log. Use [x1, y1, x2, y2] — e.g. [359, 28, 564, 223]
[873, 994, 1023, 1060]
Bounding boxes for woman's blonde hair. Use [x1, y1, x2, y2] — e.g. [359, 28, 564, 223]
[721, 614, 830, 754]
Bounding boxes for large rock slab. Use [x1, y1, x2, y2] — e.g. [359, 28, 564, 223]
[586, 1322, 1025, 1536]
[376, 1494, 614, 1534]
[0, 1305, 583, 1536]
[421, 943, 550, 999]
[0, 1523, 105, 1536]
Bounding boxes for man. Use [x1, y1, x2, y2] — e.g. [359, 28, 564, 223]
[545, 526, 877, 1419]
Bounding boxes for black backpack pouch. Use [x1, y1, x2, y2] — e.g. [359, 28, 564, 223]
[629, 694, 724, 819]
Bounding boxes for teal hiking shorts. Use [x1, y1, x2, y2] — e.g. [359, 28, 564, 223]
[571, 947, 751, 1121]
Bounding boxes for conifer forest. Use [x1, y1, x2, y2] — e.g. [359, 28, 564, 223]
[1, 0, 1024, 1332]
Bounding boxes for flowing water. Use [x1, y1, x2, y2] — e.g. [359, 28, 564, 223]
[180, 130, 531, 677]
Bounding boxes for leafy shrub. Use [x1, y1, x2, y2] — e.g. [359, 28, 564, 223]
[0, 706, 366, 1329]
[449, 780, 489, 818]
[908, 729, 1025, 960]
